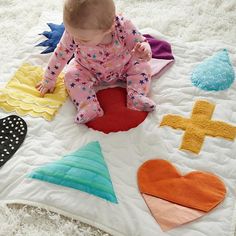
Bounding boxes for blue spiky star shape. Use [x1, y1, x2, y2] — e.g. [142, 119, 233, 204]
[36, 23, 65, 54]
[28, 141, 118, 203]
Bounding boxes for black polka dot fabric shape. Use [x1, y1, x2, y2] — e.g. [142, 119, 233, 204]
[0, 115, 27, 167]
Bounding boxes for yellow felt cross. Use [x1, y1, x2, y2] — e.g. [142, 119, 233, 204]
[160, 100, 236, 154]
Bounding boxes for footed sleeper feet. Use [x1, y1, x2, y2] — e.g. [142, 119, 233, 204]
[127, 93, 156, 112]
[75, 103, 104, 124]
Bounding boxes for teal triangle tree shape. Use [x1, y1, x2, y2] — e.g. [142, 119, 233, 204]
[191, 49, 235, 91]
[28, 141, 118, 203]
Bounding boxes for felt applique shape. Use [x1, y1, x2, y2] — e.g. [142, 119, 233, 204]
[137, 159, 226, 231]
[160, 100, 236, 154]
[0, 115, 27, 167]
[28, 141, 118, 203]
[191, 49, 235, 91]
[0, 63, 68, 121]
[86, 87, 148, 134]
[36, 23, 65, 54]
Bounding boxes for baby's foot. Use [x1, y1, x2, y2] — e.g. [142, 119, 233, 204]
[127, 93, 156, 112]
[75, 104, 104, 124]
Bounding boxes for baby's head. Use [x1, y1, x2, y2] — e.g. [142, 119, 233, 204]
[63, 0, 115, 46]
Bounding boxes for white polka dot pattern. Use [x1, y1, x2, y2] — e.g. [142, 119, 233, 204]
[0, 115, 27, 167]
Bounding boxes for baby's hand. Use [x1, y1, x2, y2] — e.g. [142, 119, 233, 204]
[36, 78, 56, 97]
[131, 42, 152, 61]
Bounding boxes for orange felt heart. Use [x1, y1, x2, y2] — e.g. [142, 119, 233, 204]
[138, 159, 226, 212]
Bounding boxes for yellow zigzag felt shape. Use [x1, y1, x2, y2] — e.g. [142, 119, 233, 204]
[160, 100, 236, 154]
[0, 63, 68, 121]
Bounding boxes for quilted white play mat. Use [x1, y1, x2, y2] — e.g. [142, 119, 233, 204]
[0, 12, 235, 236]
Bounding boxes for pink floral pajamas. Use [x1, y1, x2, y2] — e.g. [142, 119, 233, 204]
[44, 16, 156, 123]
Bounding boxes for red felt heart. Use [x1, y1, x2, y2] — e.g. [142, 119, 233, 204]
[86, 87, 148, 134]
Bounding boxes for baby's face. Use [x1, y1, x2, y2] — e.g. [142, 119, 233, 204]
[65, 22, 109, 46]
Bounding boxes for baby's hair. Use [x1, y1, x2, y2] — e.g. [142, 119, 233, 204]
[63, 0, 115, 31]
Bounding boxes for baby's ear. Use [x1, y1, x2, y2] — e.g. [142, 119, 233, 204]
[110, 21, 116, 32]
[105, 23, 115, 34]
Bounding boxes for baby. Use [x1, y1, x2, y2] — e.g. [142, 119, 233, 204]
[36, 0, 156, 124]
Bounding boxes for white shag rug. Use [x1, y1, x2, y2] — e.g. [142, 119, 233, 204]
[0, 0, 235, 235]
